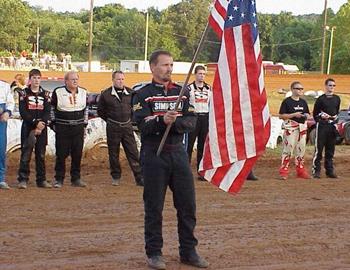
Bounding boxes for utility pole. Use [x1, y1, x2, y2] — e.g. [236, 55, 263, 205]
[144, 10, 149, 71]
[88, 0, 94, 72]
[36, 26, 40, 56]
[320, 0, 328, 74]
[327, 27, 335, 75]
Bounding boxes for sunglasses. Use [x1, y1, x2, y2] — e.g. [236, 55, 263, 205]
[293, 87, 304, 90]
[327, 84, 336, 87]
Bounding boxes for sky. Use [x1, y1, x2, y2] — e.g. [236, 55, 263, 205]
[25, 0, 348, 15]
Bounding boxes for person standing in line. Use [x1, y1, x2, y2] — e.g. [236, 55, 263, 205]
[133, 50, 208, 270]
[17, 69, 52, 189]
[97, 71, 143, 186]
[0, 80, 14, 189]
[312, 78, 341, 179]
[10, 73, 26, 114]
[186, 65, 211, 181]
[278, 81, 311, 180]
[50, 71, 88, 188]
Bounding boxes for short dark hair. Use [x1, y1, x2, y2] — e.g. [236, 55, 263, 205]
[290, 81, 302, 90]
[194, 65, 206, 74]
[325, 78, 335, 85]
[112, 70, 124, 79]
[29, 69, 41, 79]
[149, 50, 172, 65]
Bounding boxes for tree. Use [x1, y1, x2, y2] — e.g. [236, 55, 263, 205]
[329, 1, 350, 74]
[0, 0, 32, 52]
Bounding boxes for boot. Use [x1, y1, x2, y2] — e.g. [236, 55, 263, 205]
[279, 167, 289, 180]
[296, 157, 310, 179]
[296, 167, 310, 179]
[246, 171, 258, 181]
[279, 156, 290, 180]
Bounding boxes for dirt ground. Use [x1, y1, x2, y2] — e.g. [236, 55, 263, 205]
[1, 146, 350, 270]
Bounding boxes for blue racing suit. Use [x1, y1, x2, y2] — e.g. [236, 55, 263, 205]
[0, 80, 15, 183]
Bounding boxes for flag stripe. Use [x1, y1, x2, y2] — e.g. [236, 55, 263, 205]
[199, 0, 271, 194]
[224, 28, 245, 160]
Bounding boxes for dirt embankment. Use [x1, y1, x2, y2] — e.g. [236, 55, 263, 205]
[2, 70, 350, 94]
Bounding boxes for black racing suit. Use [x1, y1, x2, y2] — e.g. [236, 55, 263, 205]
[17, 87, 51, 185]
[132, 81, 198, 258]
[312, 94, 341, 176]
[97, 86, 142, 184]
[51, 86, 88, 184]
[186, 81, 211, 172]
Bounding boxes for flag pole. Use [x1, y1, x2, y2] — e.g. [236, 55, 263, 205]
[156, 21, 211, 156]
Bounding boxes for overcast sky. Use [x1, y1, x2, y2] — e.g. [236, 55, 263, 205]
[25, 0, 348, 15]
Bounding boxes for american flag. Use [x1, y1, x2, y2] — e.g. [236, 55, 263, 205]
[198, 0, 270, 194]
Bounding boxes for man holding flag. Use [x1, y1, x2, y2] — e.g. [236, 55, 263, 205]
[199, 0, 270, 193]
[132, 50, 209, 269]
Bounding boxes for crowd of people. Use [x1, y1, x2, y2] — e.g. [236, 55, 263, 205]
[0, 48, 344, 270]
[0, 50, 72, 71]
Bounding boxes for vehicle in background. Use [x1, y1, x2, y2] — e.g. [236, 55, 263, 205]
[40, 77, 64, 92]
[87, 93, 100, 119]
[307, 109, 350, 145]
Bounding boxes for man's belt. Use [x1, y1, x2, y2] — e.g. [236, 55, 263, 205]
[55, 118, 85, 125]
[107, 118, 131, 127]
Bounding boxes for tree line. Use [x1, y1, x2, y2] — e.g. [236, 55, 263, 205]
[1, 0, 350, 73]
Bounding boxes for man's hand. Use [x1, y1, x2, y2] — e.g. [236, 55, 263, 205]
[0, 112, 10, 122]
[34, 128, 42, 136]
[293, 112, 303, 118]
[320, 112, 331, 120]
[36, 121, 46, 131]
[163, 111, 178, 125]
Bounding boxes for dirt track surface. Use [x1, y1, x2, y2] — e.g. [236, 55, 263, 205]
[1, 147, 350, 270]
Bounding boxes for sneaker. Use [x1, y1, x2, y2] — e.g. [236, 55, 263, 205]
[135, 178, 144, 187]
[18, 181, 27, 189]
[312, 172, 321, 179]
[147, 255, 166, 270]
[71, 179, 87, 187]
[246, 171, 259, 181]
[326, 172, 338, 179]
[180, 253, 209, 268]
[53, 181, 63, 188]
[197, 175, 206, 181]
[37, 181, 52, 188]
[0, 182, 10, 190]
[112, 178, 121, 186]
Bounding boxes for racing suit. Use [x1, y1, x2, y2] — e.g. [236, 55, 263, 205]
[312, 94, 341, 177]
[51, 86, 88, 184]
[97, 86, 142, 184]
[279, 96, 310, 178]
[0, 81, 14, 184]
[132, 81, 198, 259]
[17, 87, 51, 185]
[186, 81, 211, 173]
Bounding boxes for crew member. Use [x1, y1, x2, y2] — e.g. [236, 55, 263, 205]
[97, 71, 143, 186]
[279, 81, 310, 180]
[187, 65, 211, 181]
[51, 71, 88, 188]
[133, 50, 208, 269]
[0, 80, 14, 189]
[312, 78, 341, 178]
[17, 69, 51, 189]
